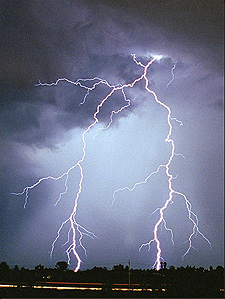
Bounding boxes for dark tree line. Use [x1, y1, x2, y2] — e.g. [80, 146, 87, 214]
[0, 261, 224, 297]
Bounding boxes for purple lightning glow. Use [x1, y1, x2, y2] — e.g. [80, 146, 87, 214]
[166, 61, 178, 88]
[11, 54, 211, 271]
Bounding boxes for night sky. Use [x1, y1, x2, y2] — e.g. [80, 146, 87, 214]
[0, 0, 224, 271]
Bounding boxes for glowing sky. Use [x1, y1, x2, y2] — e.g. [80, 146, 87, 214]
[0, 0, 224, 270]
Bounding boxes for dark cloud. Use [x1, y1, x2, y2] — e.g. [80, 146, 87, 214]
[0, 0, 223, 171]
[0, 0, 223, 270]
[2, 0, 223, 85]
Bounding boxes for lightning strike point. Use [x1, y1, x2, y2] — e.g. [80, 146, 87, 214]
[152, 54, 163, 61]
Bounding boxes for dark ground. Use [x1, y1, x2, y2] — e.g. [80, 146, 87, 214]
[0, 287, 224, 298]
[0, 262, 224, 298]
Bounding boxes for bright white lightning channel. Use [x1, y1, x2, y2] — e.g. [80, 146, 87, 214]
[11, 54, 211, 271]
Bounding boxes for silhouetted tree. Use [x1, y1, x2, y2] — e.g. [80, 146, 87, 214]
[216, 265, 224, 273]
[0, 262, 11, 281]
[35, 264, 44, 271]
[0, 261, 10, 271]
[112, 264, 127, 283]
[14, 265, 19, 271]
[55, 261, 68, 271]
[112, 264, 125, 271]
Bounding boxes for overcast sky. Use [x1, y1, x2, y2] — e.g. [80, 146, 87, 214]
[0, 0, 224, 271]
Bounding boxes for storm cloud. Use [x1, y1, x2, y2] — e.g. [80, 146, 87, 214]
[0, 0, 223, 270]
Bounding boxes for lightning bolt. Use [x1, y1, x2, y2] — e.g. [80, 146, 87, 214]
[113, 55, 211, 270]
[166, 61, 178, 88]
[11, 54, 211, 272]
[11, 55, 154, 271]
[93, 88, 130, 139]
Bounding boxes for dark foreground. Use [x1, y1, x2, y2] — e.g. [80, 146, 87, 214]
[0, 283, 224, 298]
[1, 263, 224, 298]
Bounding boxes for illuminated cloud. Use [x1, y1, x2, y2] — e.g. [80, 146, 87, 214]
[0, 0, 223, 270]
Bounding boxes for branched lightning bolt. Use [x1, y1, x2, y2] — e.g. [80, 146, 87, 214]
[11, 54, 211, 272]
[93, 88, 130, 139]
[112, 164, 165, 206]
[11, 55, 156, 271]
[148, 208, 175, 246]
[113, 55, 211, 270]
[174, 153, 185, 159]
[166, 61, 178, 88]
[170, 116, 183, 126]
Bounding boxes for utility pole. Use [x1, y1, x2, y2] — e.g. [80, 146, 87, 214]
[128, 259, 131, 289]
